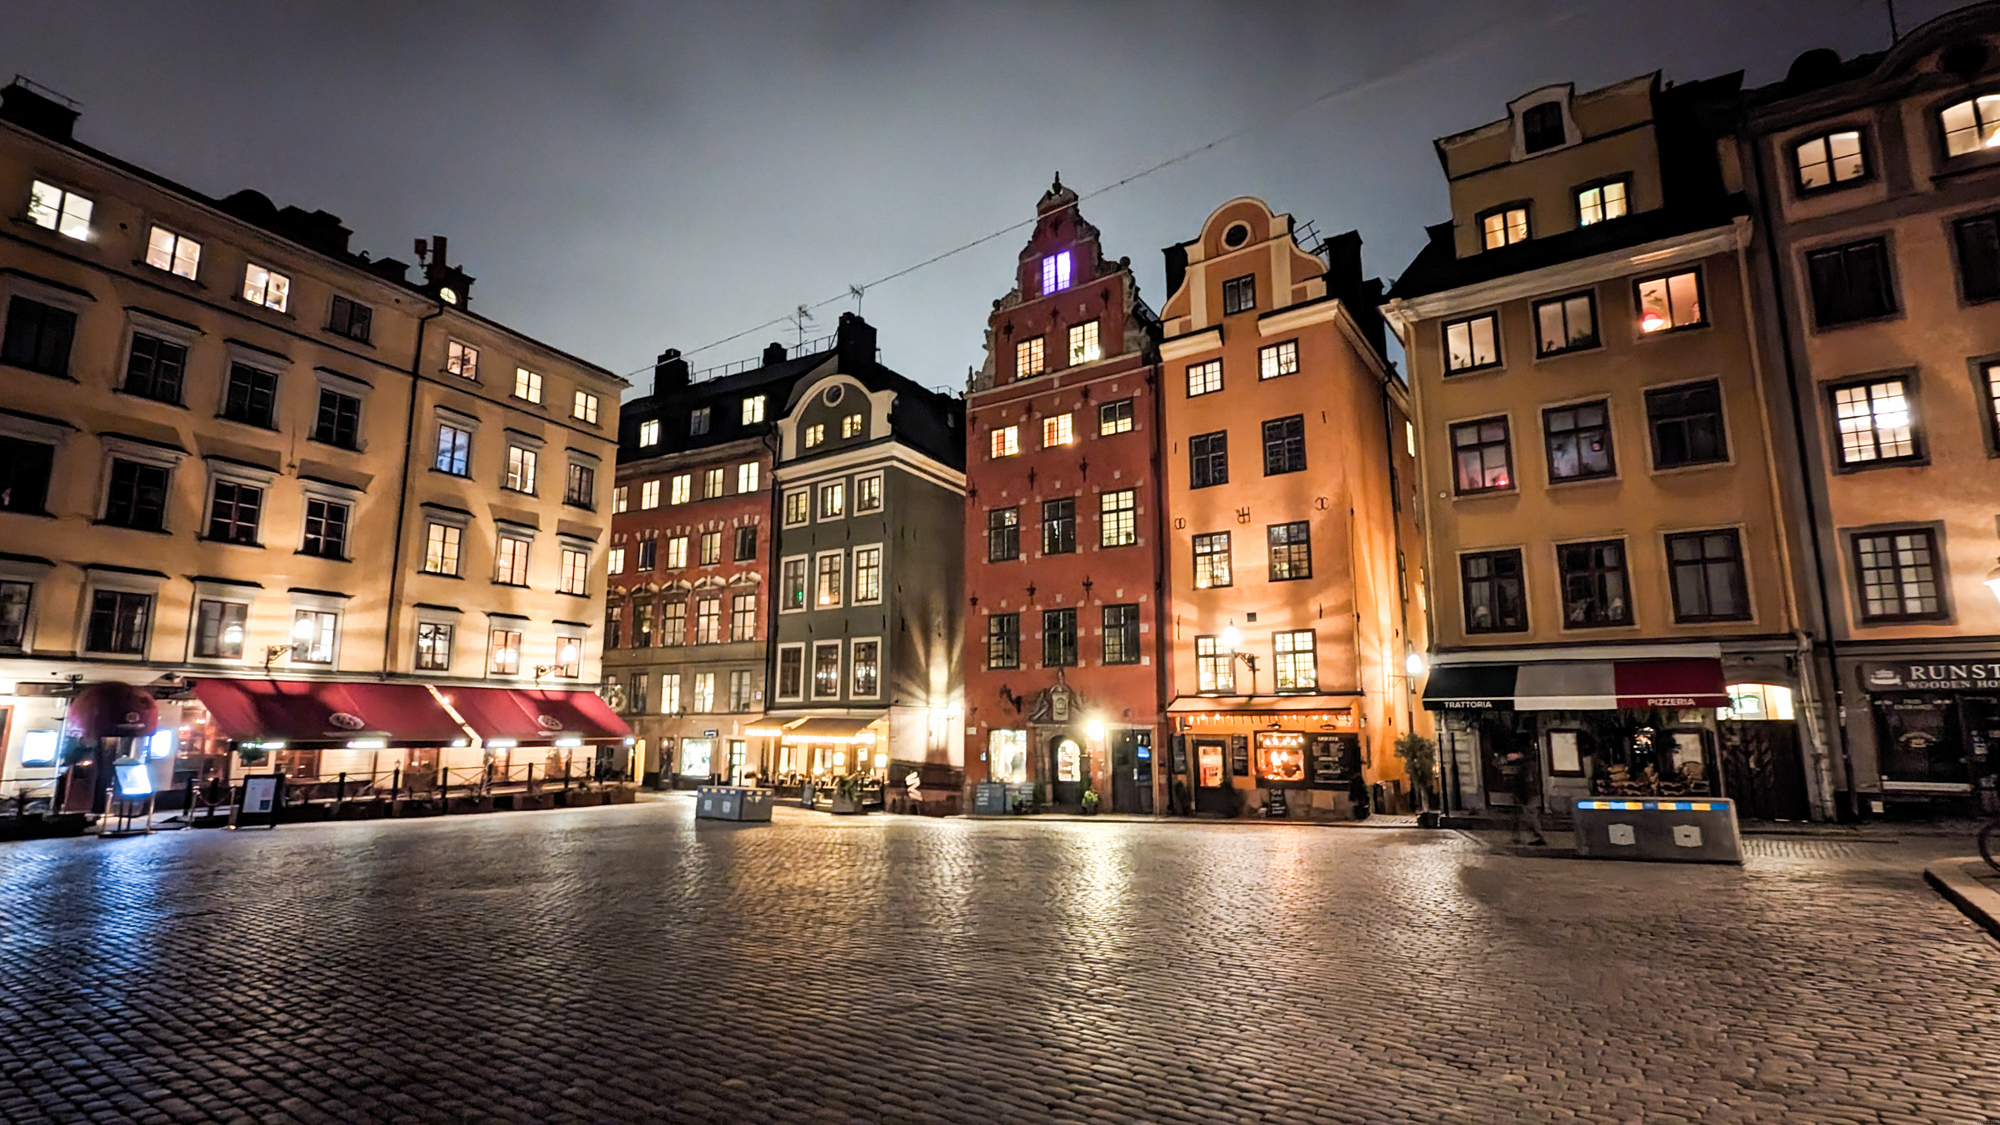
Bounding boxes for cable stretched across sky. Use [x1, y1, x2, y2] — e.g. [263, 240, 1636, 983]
[616, 0, 1603, 384]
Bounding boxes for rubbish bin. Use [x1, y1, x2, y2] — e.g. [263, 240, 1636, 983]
[695, 786, 774, 823]
[1572, 797, 1741, 864]
[973, 782, 1009, 816]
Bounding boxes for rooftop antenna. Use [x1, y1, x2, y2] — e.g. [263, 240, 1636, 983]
[788, 305, 815, 347]
[848, 284, 866, 315]
[1886, 0, 1900, 43]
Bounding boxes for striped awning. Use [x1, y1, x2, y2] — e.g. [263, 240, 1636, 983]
[1422, 658, 1728, 712]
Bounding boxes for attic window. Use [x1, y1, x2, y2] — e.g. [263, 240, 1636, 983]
[1041, 251, 1072, 295]
[1222, 222, 1250, 249]
[1522, 102, 1566, 154]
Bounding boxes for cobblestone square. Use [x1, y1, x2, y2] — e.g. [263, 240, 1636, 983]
[1, 800, 1997, 1124]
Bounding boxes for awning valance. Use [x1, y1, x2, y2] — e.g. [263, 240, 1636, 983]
[745, 717, 879, 744]
[1422, 658, 1728, 712]
[1166, 693, 1359, 714]
[434, 687, 631, 745]
[191, 680, 465, 746]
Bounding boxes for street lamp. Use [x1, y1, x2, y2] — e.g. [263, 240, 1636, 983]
[1405, 645, 1427, 677]
[1220, 625, 1259, 696]
[535, 640, 582, 682]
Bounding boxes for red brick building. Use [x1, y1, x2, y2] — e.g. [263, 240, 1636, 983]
[962, 177, 1164, 812]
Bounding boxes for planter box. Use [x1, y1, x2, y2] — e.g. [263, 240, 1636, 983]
[830, 793, 865, 815]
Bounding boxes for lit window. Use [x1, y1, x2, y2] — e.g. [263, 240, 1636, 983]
[990, 425, 1020, 458]
[1067, 320, 1101, 365]
[435, 424, 471, 476]
[1832, 378, 1918, 465]
[1099, 399, 1133, 435]
[700, 531, 721, 566]
[1268, 521, 1312, 581]
[703, 467, 725, 499]
[607, 546, 625, 575]
[1576, 180, 1628, 226]
[856, 474, 882, 512]
[659, 473, 685, 504]
[1195, 635, 1234, 694]
[813, 641, 842, 699]
[1444, 313, 1500, 373]
[573, 390, 599, 424]
[804, 423, 825, 448]
[819, 481, 845, 519]
[242, 263, 290, 311]
[1041, 251, 1072, 295]
[1258, 340, 1299, 380]
[731, 594, 757, 641]
[415, 623, 453, 671]
[1099, 490, 1136, 547]
[816, 552, 844, 607]
[666, 536, 688, 568]
[738, 461, 760, 493]
[1450, 417, 1512, 494]
[1042, 412, 1074, 447]
[841, 413, 863, 439]
[291, 610, 337, 665]
[1481, 207, 1529, 250]
[638, 419, 661, 446]
[851, 639, 880, 698]
[495, 538, 530, 586]
[695, 597, 721, 643]
[1193, 532, 1231, 589]
[1534, 291, 1598, 356]
[559, 548, 589, 595]
[1016, 337, 1045, 379]
[611, 486, 628, 513]
[781, 557, 808, 611]
[1940, 94, 2000, 158]
[145, 226, 201, 279]
[553, 635, 583, 678]
[784, 490, 808, 526]
[1635, 270, 1703, 333]
[1187, 359, 1222, 397]
[1274, 630, 1317, 692]
[489, 629, 522, 675]
[447, 340, 478, 379]
[27, 181, 91, 240]
[742, 395, 766, 424]
[513, 368, 544, 404]
[505, 445, 537, 493]
[639, 479, 660, 509]
[853, 545, 882, 603]
[1795, 131, 1866, 190]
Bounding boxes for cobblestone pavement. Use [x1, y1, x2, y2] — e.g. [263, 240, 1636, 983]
[1, 801, 1996, 1124]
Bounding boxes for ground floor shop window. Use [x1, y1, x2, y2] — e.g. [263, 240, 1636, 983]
[1254, 731, 1306, 783]
[1872, 694, 1980, 787]
[680, 738, 713, 778]
[1196, 741, 1225, 788]
[989, 729, 1027, 783]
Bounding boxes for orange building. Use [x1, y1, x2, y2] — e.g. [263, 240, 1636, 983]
[1156, 200, 1427, 817]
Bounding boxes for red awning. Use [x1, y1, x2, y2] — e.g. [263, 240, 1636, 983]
[433, 687, 631, 744]
[64, 682, 160, 741]
[190, 680, 467, 745]
[1613, 659, 1730, 709]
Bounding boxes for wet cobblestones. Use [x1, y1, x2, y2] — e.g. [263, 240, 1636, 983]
[1, 800, 1996, 1123]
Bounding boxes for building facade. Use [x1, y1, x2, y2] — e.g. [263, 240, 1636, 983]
[0, 81, 626, 807]
[1740, 5, 2000, 816]
[1157, 199, 1425, 818]
[1384, 73, 1828, 821]
[962, 178, 1165, 813]
[762, 314, 967, 805]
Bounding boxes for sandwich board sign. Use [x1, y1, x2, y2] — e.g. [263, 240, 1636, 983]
[232, 774, 283, 829]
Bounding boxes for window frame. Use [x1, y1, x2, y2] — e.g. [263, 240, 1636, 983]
[1442, 312, 1502, 375]
[1633, 268, 1707, 335]
[191, 597, 249, 661]
[26, 180, 92, 241]
[1267, 521, 1312, 582]
[852, 543, 884, 605]
[1042, 412, 1075, 448]
[572, 390, 600, 425]
[1952, 210, 2000, 306]
[1541, 399, 1616, 484]
[241, 263, 290, 312]
[1189, 430, 1228, 489]
[494, 535, 532, 587]
[1261, 415, 1306, 476]
[1449, 416, 1514, 496]
[326, 295, 373, 343]
[1664, 527, 1752, 624]
[986, 613, 1021, 670]
[1042, 607, 1078, 668]
[1098, 398, 1134, 435]
[1935, 90, 2000, 161]
[776, 642, 806, 701]
[1221, 274, 1256, 315]
[1040, 497, 1076, 556]
[446, 340, 479, 381]
[1273, 629, 1317, 693]
[779, 555, 809, 614]
[1101, 604, 1141, 666]
[144, 225, 202, 280]
[299, 496, 350, 561]
[1805, 237, 1899, 329]
[1644, 379, 1730, 471]
[1066, 319, 1101, 366]
[1849, 525, 1950, 624]
[1555, 538, 1633, 630]
[1257, 339, 1300, 381]
[219, 362, 280, 430]
[1186, 359, 1222, 398]
[415, 621, 454, 672]
[1459, 548, 1528, 635]
[1099, 489, 1137, 548]
[84, 588, 153, 656]
[986, 507, 1020, 562]
[849, 637, 882, 700]
[1192, 531, 1232, 590]
[1791, 127, 1871, 194]
[122, 331, 188, 405]
[1826, 372, 1924, 471]
[512, 367, 544, 405]
[811, 640, 843, 700]
[813, 550, 844, 609]
[423, 521, 464, 576]
[1015, 336, 1046, 380]
[1532, 290, 1600, 357]
[1574, 176, 1630, 226]
[1477, 202, 1531, 250]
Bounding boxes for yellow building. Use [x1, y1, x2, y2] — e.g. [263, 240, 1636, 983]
[1741, 5, 2000, 816]
[1384, 73, 1829, 821]
[0, 81, 626, 811]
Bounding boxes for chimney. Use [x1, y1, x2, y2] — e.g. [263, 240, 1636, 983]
[835, 312, 877, 369]
[1321, 230, 1365, 293]
[762, 341, 788, 367]
[419, 234, 475, 308]
[0, 80, 79, 142]
[654, 348, 689, 395]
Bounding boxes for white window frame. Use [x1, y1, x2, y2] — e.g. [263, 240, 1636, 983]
[783, 489, 809, 527]
[1042, 412, 1075, 448]
[638, 419, 661, 446]
[640, 479, 661, 509]
[494, 533, 533, 587]
[852, 543, 884, 605]
[818, 480, 846, 521]
[990, 425, 1021, 458]
[855, 471, 884, 513]
[504, 443, 539, 494]
[1067, 320, 1101, 365]
[811, 640, 843, 701]
[703, 467, 726, 499]
[670, 473, 692, 504]
[572, 389, 600, 424]
[814, 549, 845, 609]
[849, 636, 883, 700]
[558, 546, 590, 596]
[779, 555, 809, 614]
[1041, 251, 1072, 295]
[611, 485, 629, 514]
[1258, 340, 1299, 380]
[775, 641, 807, 701]
[742, 395, 766, 424]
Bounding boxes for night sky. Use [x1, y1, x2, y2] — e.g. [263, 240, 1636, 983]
[6, 1, 1951, 393]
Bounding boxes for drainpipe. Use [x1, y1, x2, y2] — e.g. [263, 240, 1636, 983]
[1146, 355, 1177, 814]
[383, 304, 448, 678]
[1746, 128, 1857, 821]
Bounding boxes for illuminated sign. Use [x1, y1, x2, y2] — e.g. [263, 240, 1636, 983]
[20, 729, 59, 766]
[113, 759, 154, 798]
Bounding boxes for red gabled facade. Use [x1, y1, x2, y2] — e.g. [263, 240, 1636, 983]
[962, 177, 1164, 812]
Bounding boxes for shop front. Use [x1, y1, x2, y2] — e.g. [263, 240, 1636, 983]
[751, 715, 888, 806]
[1423, 656, 1732, 819]
[981, 682, 1157, 813]
[1166, 698, 1362, 820]
[1852, 657, 2000, 815]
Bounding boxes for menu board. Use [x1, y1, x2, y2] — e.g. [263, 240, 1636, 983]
[1229, 735, 1249, 779]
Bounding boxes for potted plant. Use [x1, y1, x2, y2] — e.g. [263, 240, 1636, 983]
[831, 772, 867, 815]
[1080, 788, 1100, 815]
[1396, 733, 1442, 827]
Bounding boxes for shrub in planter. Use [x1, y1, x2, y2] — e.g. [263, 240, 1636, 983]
[831, 772, 867, 815]
[1080, 789, 1100, 815]
[1395, 733, 1440, 814]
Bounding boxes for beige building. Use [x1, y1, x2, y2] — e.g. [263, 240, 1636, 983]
[0, 80, 626, 810]
[1384, 72, 1830, 821]
[1740, 4, 2000, 816]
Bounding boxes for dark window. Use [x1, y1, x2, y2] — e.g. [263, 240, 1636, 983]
[1190, 430, 1228, 488]
[1853, 529, 1945, 622]
[222, 364, 279, 428]
[1953, 211, 2000, 304]
[300, 498, 348, 559]
[1, 297, 76, 377]
[1544, 401, 1615, 482]
[1262, 415, 1306, 475]
[123, 334, 187, 404]
[564, 462, 596, 508]
[206, 480, 262, 545]
[1101, 604, 1140, 665]
[636, 538, 658, 571]
[777, 645, 803, 696]
[1460, 550, 1526, 634]
[1645, 381, 1728, 469]
[1522, 101, 1565, 153]
[734, 525, 757, 562]
[1557, 540, 1631, 627]
[312, 389, 360, 449]
[1666, 529, 1750, 623]
[1042, 608, 1078, 668]
[987, 507, 1019, 562]
[1807, 239, 1897, 327]
[85, 590, 151, 655]
[987, 614, 1020, 669]
[0, 581, 29, 648]
[193, 599, 247, 659]
[1450, 417, 1513, 493]
[1268, 521, 1312, 581]
[1222, 274, 1256, 315]
[103, 459, 169, 531]
[0, 436, 54, 514]
[326, 295, 372, 342]
[1041, 498, 1075, 555]
[1533, 291, 1598, 356]
[689, 407, 711, 436]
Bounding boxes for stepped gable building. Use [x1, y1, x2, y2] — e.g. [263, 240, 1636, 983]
[604, 341, 822, 787]
[1738, 4, 2000, 817]
[1383, 72, 1824, 822]
[1157, 198, 1424, 818]
[762, 313, 967, 807]
[962, 176, 1165, 814]
[0, 79, 628, 809]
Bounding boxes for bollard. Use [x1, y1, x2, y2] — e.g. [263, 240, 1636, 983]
[527, 763, 537, 796]
[335, 772, 347, 816]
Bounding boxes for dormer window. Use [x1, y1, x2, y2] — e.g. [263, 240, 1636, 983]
[27, 181, 91, 241]
[1941, 94, 2000, 158]
[1794, 130, 1867, 190]
[1041, 251, 1072, 295]
[1576, 180, 1628, 226]
[1522, 102, 1565, 154]
[1480, 206, 1530, 250]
